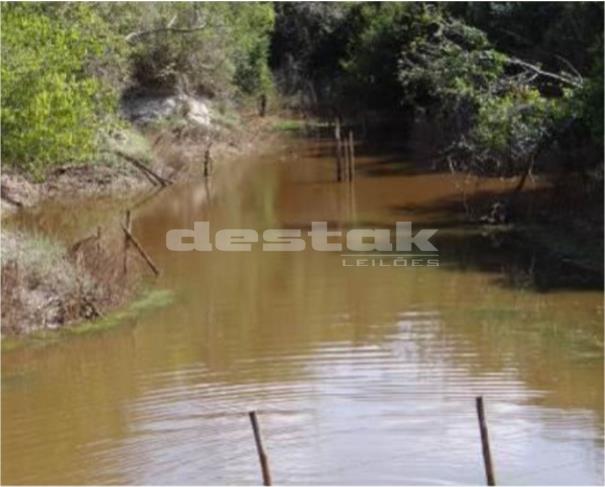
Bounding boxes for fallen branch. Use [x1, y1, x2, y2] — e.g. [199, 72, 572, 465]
[121, 223, 160, 276]
[114, 150, 172, 187]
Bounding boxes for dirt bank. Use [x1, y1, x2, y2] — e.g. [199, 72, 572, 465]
[1, 110, 275, 214]
[1, 110, 280, 338]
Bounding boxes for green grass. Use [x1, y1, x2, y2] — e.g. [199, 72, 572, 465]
[104, 126, 153, 164]
[271, 119, 328, 132]
[1, 288, 174, 352]
[1, 232, 65, 270]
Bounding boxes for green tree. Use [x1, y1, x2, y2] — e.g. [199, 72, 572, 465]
[124, 2, 274, 98]
[1, 3, 127, 179]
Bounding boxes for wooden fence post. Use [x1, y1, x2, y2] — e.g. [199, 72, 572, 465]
[249, 411, 272, 486]
[335, 118, 342, 182]
[120, 224, 160, 277]
[476, 396, 496, 486]
[123, 210, 131, 276]
[348, 130, 355, 181]
[343, 133, 350, 182]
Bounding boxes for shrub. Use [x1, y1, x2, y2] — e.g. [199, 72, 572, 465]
[125, 3, 274, 98]
[1, 3, 127, 180]
[397, 8, 583, 176]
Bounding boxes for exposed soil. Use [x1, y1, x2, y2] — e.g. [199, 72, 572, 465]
[1, 111, 279, 337]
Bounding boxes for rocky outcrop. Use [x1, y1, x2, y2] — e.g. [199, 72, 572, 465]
[121, 93, 212, 127]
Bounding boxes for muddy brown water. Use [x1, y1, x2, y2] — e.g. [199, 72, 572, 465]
[2, 135, 603, 485]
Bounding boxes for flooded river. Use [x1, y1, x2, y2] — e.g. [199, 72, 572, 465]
[2, 135, 603, 485]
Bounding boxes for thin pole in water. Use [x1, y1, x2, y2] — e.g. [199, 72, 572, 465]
[348, 130, 355, 181]
[249, 411, 272, 486]
[343, 133, 350, 181]
[335, 118, 342, 182]
[476, 396, 496, 486]
[121, 223, 160, 276]
[123, 210, 131, 276]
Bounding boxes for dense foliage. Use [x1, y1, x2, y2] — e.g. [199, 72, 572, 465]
[120, 3, 274, 97]
[271, 2, 603, 180]
[1, 2, 603, 184]
[1, 3, 127, 179]
[1, 2, 274, 178]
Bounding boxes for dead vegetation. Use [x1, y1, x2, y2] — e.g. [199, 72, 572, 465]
[1, 110, 276, 337]
[1, 224, 147, 336]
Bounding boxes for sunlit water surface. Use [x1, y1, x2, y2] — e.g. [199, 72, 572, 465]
[2, 136, 603, 485]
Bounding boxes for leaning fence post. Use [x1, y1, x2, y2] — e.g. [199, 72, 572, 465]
[476, 396, 496, 486]
[123, 210, 131, 276]
[249, 411, 272, 486]
[120, 223, 160, 277]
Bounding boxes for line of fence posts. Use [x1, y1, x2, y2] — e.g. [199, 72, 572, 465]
[117, 125, 496, 487]
[334, 118, 356, 182]
[78, 133, 226, 311]
[118, 135, 215, 276]
[117, 125, 500, 487]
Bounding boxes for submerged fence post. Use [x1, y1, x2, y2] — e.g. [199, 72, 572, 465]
[249, 411, 272, 486]
[476, 396, 496, 486]
[348, 130, 355, 181]
[335, 118, 342, 182]
[343, 132, 350, 182]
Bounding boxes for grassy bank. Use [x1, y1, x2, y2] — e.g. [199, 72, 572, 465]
[1, 288, 173, 352]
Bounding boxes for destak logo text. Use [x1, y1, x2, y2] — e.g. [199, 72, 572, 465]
[166, 221, 439, 267]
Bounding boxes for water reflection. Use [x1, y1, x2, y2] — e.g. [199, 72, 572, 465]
[2, 137, 603, 485]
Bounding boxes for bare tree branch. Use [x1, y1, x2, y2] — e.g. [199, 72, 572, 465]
[555, 54, 583, 82]
[506, 57, 582, 88]
[126, 23, 207, 43]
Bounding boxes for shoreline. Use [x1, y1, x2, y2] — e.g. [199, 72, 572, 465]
[1, 112, 282, 341]
[2, 115, 601, 342]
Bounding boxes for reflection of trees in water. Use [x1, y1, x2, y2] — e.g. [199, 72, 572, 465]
[3, 138, 602, 484]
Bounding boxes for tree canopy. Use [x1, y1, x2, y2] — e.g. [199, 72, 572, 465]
[1, 2, 603, 181]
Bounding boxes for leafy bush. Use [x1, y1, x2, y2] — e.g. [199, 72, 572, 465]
[463, 88, 563, 174]
[270, 2, 352, 103]
[576, 36, 604, 143]
[125, 3, 274, 98]
[341, 3, 421, 111]
[397, 8, 584, 176]
[1, 3, 276, 180]
[1, 4, 128, 179]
